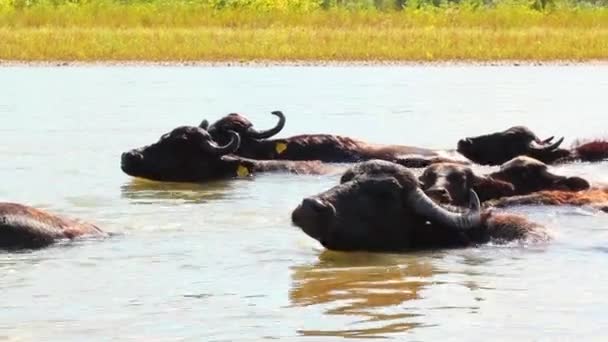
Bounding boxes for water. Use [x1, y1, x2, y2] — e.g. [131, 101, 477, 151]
[1, 65, 607, 341]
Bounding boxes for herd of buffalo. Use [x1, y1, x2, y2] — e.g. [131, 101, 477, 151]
[2, 111, 608, 251]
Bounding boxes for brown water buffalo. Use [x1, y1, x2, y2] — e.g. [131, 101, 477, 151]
[419, 156, 590, 207]
[457, 126, 608, 166]
[201, 111, 466, 167]
[0, 202, 105, 249]
[121, 126, 331, 182]
[291, 160, 547, 252]
[486, 188, 608, 211]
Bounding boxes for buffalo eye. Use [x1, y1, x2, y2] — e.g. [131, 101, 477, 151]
[340, 171, 356, 184]
[447, 172, 466, 185]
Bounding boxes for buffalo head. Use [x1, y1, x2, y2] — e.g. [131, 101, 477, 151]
[292, 160, 482, 252]
[490, 156, 590, 194]
[205, 111, 286, 147]
[419, 156, 590, 206]
[420, 163, 514, 206]
[457, 126, 569, 165]
[121, 126, 240, 182]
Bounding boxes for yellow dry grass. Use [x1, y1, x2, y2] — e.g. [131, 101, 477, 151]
[1, 2, 607, 62]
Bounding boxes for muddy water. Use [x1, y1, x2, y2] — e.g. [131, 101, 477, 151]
[1, 66, 607, 341]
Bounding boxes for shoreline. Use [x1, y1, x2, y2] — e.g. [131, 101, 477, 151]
[2, 59, 608, 67]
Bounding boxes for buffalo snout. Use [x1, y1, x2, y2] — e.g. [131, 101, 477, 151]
[457, 138, 473, 153]
[556, 176, 590, 192]
[121, 150, 144, 171]
[292, 197, 335, 242]
[425, 186, 452, 204]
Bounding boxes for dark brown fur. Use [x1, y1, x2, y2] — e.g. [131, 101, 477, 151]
[291, 160, 547, 252]
[121, 126, 333, 182]
[571, 139, 608, 162]
[420, 156, 590, 207]
[481, 212, 548, 244]
[486, 188, 608, 210]
[205, 112, 466, 167]
[0, 202, 104, 249]
[230, 156, 333, 175]
[457, 126, 608, 165]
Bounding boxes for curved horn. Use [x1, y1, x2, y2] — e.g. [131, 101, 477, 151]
[540, 136, 554, 144]
[407, 188, 481, 230]
[199, 129, 240, 156]
[530, 136, 564, 151]
[245, 111, 286, 139]
[534, 135, 554, 144]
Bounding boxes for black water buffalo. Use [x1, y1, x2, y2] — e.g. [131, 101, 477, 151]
[0, 202, 105, 249]
[457, 126, 608, 166]
[121, 126, 331, 182]
[419, 156, 590, 207]
[291, 160, 547, 252]
[201, 111, 467, 167]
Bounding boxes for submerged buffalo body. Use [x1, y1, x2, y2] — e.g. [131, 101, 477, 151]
[419, 156, 590, 207]
[486, 188, 608, 211]
[202, 111, 466, 166]
[457, 126, 608, 166]
[291, 160, 546, 252]
[0, 202, 105, 249]
[121, 126, 330, 182]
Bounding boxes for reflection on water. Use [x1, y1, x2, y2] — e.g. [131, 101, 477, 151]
[120, 177, 238, 204]
[290, 250, 438, 338]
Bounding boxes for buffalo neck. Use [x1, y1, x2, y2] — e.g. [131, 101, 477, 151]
[219, 155, 331, 177]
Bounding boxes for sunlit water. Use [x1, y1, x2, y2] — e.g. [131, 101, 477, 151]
[1, 66, 607, 341]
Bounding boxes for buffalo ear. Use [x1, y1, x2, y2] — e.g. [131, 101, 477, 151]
[199, 119, 209, 130]
[471, 175, 515, 202]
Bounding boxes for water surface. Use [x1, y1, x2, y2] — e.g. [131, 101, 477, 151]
[1, 66, 607, 341]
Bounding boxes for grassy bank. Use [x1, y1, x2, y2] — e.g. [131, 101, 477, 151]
[1, 1, 607, 62]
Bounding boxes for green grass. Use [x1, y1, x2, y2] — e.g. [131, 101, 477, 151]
[1, 0, 607, 62]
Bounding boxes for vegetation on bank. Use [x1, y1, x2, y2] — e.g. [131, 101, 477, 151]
[0, 0, 607, 62]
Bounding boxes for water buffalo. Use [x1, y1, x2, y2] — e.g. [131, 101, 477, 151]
[457, 126, 608, 166]
[121, 126, 331, 182]
[201, 111, 467, 167]
[291, 160, 547, 252]
[486, 188, 608, 212]
[419, 156, 590, 207]
[0, 202, 105, 250]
